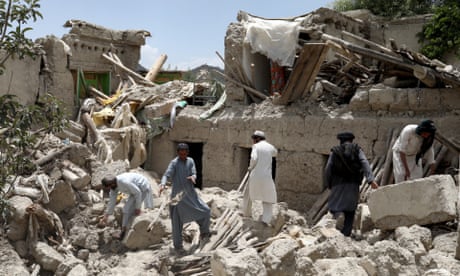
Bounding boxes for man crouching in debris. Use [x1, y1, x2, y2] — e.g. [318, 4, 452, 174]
[324, 131, 378, 237]
[159, 143, 213, 255]
[99, 172, 154, 240]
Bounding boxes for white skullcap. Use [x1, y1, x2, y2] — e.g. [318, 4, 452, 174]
[252, 130, 265, 138]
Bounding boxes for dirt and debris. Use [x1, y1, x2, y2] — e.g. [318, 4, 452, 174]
[1, 60, 460, 274]
[1, 6, 460, 276]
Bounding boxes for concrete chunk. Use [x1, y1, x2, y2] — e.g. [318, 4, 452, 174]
[368, 175, 457, 230]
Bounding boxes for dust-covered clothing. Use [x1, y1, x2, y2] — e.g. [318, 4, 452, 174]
[243, 140, 277, 224]
[105, 172, 154, 227]
[392, 124, 435, 183]
[248, 140, 278, 203]
[325, 142, 374, 236]
[325, 143, 374, 213]
[161, 156, 211, 249]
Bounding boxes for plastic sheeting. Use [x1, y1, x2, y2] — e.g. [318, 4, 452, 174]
[244, 16, 301, 67]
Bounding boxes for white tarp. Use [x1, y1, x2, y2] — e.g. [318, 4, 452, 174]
[244, 16, 301, 67]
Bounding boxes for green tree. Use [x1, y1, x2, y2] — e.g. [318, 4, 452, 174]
[0, 94, 68, 216]
[418, 1, 460, 59]
[0, 0, 43, 74]
[0, 0, 68, 217]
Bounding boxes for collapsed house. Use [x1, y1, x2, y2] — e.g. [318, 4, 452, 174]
[147, 8, 460, 212]
[1, 7, 460, 275]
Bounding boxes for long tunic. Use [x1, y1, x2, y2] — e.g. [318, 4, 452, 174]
[105, 172, 154, 217]
[325, 144, 374, 212]
[392, 124, 435, 183]
[161, 157, 210, 224]
[248, 140, 278, 203]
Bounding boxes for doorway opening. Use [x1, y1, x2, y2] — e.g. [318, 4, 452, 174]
[188, 142, 204, 189]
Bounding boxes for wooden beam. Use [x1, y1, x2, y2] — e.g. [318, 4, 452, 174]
[321, 33, 460, 87]
[435, 132, 460, 154]
[214, 70, 267, 100]
[145, 54, 167, 82]
[274, 43, 329, 105]
[102, 53, 156, 86]
[341, 31, 398, 57]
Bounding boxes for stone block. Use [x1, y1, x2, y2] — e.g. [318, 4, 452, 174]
[368, 175, 457, 230]
[369, 88, 395, 111]
[349, 89, 371, 111]
[407, 88, 441, 112]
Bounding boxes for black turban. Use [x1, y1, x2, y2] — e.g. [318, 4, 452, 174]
[337, 131, 355, 143]
[416, 119, 436, 135]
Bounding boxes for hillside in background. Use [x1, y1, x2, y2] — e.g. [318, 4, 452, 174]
[183, 64, 225, 83]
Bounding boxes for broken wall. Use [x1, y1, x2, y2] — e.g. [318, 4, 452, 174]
[0, 50, 40, 105]
[145, 101, 459, 212]
[1, 20, 148, 118]
[355, 12, 460, 69]
[62, 20, 146, 79]
[225, 8, 368, 104]
[39, 36, 76, 116]
[146, 8, 460, 213]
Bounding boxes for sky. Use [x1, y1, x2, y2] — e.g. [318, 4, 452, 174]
[28, 0, 333, 71]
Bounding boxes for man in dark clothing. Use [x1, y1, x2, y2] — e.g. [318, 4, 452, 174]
[324, 131, 379, 236]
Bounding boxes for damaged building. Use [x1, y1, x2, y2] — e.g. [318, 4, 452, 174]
[146, 8, 460, 212]
[1, 6, 460, 275]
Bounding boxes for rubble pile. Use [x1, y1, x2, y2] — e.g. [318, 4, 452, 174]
[1, 6, 460, 276]
[0, 75, 459, 275]
[1, 135, 460, 275]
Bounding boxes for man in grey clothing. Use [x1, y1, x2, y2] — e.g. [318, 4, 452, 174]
[324, 132, 378, 237]
[160, 143, 213, 254]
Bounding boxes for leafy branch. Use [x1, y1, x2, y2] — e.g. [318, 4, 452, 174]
[0, 0, 43, 74]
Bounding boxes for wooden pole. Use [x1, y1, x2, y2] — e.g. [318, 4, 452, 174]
[381, 129, 399, 186]
[145, 54, 168, 82]
[435, 132, 460, 154]
[214, 70, 267, 100]
[102, 53, 156, 86]
[321, 33, 460, 87]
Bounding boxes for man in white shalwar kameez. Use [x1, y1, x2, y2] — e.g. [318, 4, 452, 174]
[100, 172, 154, 239]
[243, 130, 278, 225]
[392, 119, 437, 183]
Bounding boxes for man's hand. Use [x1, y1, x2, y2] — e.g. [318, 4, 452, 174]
[134, 209, 141, 216]
[159, 184, 166, 195]
[428, 163, 436, 176]
[370, 181, 379, 189]
[404, 168, 411, 181]
[99, 214, 108, 226]
[187, 175, 196, 185]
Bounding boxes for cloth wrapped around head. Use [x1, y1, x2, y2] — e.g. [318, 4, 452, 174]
[416, 119, 436, 135]
[337, 131, 355, 144]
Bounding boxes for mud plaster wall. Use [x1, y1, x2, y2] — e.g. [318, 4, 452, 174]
[377, 15, 432, 53]
[1, 23, 146, 118]
[62, 21, 145, 77]
[146, 100, 460, 213]
[0, 50, 40, 105]
[147, 9, 460, 213]
[40, 36, 76, 117]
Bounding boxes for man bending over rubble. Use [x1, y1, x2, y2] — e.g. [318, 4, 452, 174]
[99, 172, 154, 240]
[392, 119, 437, 183]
